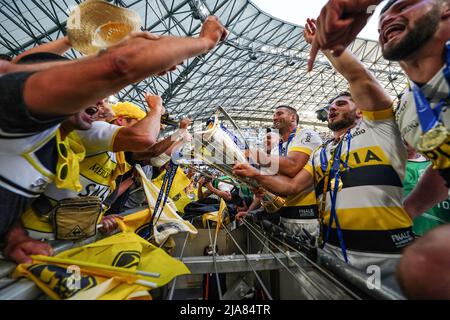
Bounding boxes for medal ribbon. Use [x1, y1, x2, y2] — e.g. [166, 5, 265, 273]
[412, 42, 450, 133]
[278, 127, 298, 156]
[316, 130, 352, 263]
[142, 160, 179, 239]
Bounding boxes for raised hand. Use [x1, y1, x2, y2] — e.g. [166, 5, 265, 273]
[179, 118, 192, 129]
[308, 0, 380, 71]
[144, 93, 165, 115]
[199, 16, 229, 50]
[233, 163, 260, 178]
[4, 238, 53, 264]
[303, 18, 317, 45]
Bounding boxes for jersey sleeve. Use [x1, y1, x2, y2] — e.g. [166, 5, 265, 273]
[304, 144, 323, 178]
[360, 106, 394, 122]
[288, 129, 323, 156]
[75, 121, 122, 154]
[303, 153, 314, 177]
[0, 72, 66, 134]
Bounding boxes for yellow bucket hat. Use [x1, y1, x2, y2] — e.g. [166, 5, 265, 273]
[112, 101, 146, 121]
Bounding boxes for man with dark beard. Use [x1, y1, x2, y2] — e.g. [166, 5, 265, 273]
[233, 19, 414, 293]
[242, 105, 322, 237]
[379, 0, 450, 218]
[309, 0, 450, 298]
[235, 91, 413, 293]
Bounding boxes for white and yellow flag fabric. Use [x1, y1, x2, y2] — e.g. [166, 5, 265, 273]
[152, 167, 193, 214]
[13, 232, 190, 300]
[117, 165, 197, 244]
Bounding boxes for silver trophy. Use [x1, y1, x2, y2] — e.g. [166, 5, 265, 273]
[193, 110, 285, 213]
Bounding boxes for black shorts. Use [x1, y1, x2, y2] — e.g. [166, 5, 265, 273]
[0, 72, 65, 134]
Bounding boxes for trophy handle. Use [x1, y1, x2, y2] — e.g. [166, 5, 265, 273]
[195, 112, 219, 140]
[217, 106, 249, 149]
[192, 110, 286, 214]
[260, 193, 286, 213]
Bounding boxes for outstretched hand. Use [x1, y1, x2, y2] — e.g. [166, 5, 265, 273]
[233, 163, 260, 178]
[200, 16, 229, 50]
[4, 238, 53, 264]
[308, 0, 379, 71]
[235, 211, 249, 221]
[144, 93, 165, 115]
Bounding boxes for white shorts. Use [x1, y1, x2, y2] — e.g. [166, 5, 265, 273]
[323, 243, 403, 294]
[280, 217, 320, 239]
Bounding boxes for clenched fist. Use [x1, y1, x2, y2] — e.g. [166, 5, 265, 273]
[200, 16, 229, 50]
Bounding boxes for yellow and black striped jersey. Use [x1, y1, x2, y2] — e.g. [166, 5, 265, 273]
[271, 127, 322, 220]
[305, 108, 413, 254]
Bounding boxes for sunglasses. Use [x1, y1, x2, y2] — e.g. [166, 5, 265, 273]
[57, 140, 69, 181]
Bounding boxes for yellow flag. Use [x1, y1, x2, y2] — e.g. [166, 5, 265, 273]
[153, 167, 191, 199]
[121, 165, 197, 245]
[117, 207, 197, 245]
[153, 167, 193, 213]
[13, 232, 190, 300]
[116, 208, 151, 235]
[202, 198, 229, 228]
[69, 278, 152, 300]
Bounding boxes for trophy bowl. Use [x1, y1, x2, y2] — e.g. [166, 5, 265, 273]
[193, 113, 285, 213]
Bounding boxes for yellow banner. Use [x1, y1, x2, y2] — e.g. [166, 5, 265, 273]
[126, 165, 197, 245]
[13, 232, 190, 300]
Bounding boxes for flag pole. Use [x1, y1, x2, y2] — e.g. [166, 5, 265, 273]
[30, 255, 160, 279]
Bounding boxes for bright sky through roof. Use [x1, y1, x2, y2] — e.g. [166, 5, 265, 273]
[252, 0, 388, 41]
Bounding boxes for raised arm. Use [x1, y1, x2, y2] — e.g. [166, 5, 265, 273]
[133, 136, 175, 160]
[23, 16, 228, 117]
[113, 95, 164, 152]
[233, 163, 314, 197]
[2, 59, 72, 74]
[132, 118, 192, 160]
[305, 18, 392, 111]
[404, 166, 449, 218]
[308, 0, 382, 71]
[12, 36, 72, 63]
[162, 118, 192, 156]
